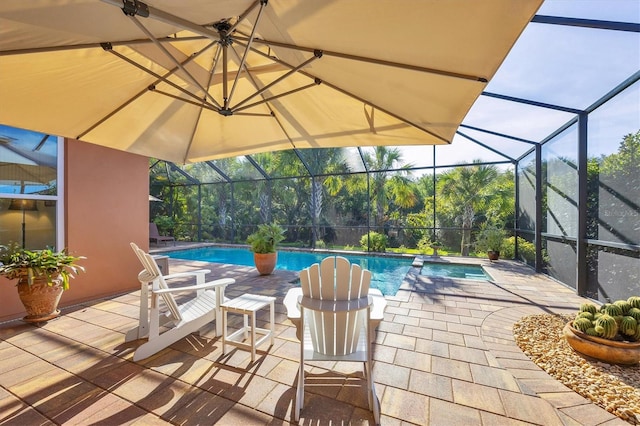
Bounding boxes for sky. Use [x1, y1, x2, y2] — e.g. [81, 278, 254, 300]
[401, 0, 640, 171]
[1, 0, 639, 177]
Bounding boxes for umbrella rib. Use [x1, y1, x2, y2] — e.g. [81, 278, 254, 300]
[0, 36, 206, 56]
[183, 49, 221, 163]
[231, 49, 322, 111]
[77, 88, 145, 140]
[151, 89, 217, 112]
[78, 42, 217, 139]
[226, 0, 262, 35]
[234, 81, 320, 114]
[226, 44, 280, 119]
[101, 45, 217, 108]
[127, 15, 221, 109]
[246, 44, 451, 143]
[236, 35, 488, 83]
[305, 71, 450, 144]
[101, 0, 220, 39]
[226, 0, 268, 110]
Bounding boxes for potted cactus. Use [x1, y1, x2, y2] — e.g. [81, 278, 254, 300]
[563, 297, 640, 365]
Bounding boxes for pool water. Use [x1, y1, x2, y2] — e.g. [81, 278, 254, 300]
[420, 262, 490, 281]
[164, 247, 413, 296]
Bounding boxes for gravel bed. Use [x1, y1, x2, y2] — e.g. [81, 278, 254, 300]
[513, 314, 640, 425]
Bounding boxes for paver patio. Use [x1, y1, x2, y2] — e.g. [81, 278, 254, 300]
[0, 253, 628, 425]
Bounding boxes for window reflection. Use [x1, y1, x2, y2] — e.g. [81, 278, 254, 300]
[0, 125, 59, 250]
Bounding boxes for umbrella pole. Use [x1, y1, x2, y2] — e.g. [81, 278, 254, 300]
[21, 208, 26, 249]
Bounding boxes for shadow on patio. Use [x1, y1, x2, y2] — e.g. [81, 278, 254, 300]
[0, 257, 626, 425]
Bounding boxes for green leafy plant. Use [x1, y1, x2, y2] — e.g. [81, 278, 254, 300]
[417, 235, 446, 255]
[247, 223, 286, 253]
[0, 243, 85, 290]
[360, 231, 387, 252]
[572, 297, 640, 342]
[474, 225, 506, 253]
[153, 215, 175, 236]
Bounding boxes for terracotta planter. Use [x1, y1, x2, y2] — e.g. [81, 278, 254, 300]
[17, 276, 64, 323]
[563, 322, 640, 365]
[253, 252, 277, 275]
[487, 250, 500, 261]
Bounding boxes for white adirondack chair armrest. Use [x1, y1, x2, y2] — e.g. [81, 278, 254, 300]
[298, 295, 373, 313]
[283, 287, 303, 319]
[138, 270, 156, 284]
[163, 269, 211, 281]
[152, 278, 235, 295]
[285, 288, 386, 320]
[368, 288, 387, 320]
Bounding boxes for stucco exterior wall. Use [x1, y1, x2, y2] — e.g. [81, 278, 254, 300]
[0, 139, 149, 322]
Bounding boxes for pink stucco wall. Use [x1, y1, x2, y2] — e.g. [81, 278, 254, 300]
[0, 139, 149, 322]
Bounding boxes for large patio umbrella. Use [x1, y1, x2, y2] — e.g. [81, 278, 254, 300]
[0, 0, 542, 164]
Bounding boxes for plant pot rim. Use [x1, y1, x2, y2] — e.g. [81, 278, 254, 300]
[564, 322, 640, 365]
[567, 321, 640, 347]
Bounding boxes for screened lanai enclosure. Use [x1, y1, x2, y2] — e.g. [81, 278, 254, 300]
[148, 2, 640, 304]
[0, 1, 638, 306]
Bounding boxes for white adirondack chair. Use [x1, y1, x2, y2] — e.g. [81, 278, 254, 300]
[294, 256, 381, 424]
[127, 243, 234, 361]
[126, 242, 211, 341]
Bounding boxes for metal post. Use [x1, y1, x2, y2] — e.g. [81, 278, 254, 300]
[576, 113, 588, 295]
[514, 162, 519, 260]
[535, 144, 543, 272]
[432, 146, 436, 240]
[367, 172, 371, 252]
[197, 185, 202, 241]
[230, 183, 235, 243]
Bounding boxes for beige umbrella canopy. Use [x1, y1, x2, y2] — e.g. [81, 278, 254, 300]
[0, 0, 542, 164]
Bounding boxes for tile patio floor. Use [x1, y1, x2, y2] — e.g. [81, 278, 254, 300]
[0, 254, 629, 425]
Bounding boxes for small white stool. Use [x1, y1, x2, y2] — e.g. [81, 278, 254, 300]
[221, 294, 276, 362]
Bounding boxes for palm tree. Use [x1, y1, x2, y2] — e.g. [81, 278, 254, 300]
[364, 147, 415, 227]
[438, 161, 499, 255]
[303, 148, 348, 247]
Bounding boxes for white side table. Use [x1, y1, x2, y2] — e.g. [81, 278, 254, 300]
[221, 294, 276, 362]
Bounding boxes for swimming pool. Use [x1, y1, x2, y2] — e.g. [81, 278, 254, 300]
[164, 246, 413, 296]
[420, 262, 490, 281]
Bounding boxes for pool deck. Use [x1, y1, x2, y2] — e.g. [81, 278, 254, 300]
[0, 252, 628, 425]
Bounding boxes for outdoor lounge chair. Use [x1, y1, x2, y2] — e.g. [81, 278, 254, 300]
[127, 243, 234, 361]
[283, 263, 387, 342]
[289, 256, 381, 424]
[149, 222, 175, 245]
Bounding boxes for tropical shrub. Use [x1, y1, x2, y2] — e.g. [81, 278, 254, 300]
[153, 215, 175, 236]
[360, 231, 387, 252]
[502, 237, 535, 262]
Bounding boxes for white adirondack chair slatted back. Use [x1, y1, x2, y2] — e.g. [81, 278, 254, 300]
[299, 256, 371, 356]
[134, 246, 182, 322]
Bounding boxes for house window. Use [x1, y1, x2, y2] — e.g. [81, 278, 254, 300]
[0, 125, 63, 250]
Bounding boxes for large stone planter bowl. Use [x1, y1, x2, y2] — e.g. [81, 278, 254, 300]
[563, 322, 640, 365]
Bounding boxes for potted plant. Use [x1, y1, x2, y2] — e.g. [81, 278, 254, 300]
[246, 223, 285, 275]
[429, 238, 443, 257]
[564, 298, 640, 365]
[475, 225, 506, 260]
[0, 243, 85, 323]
